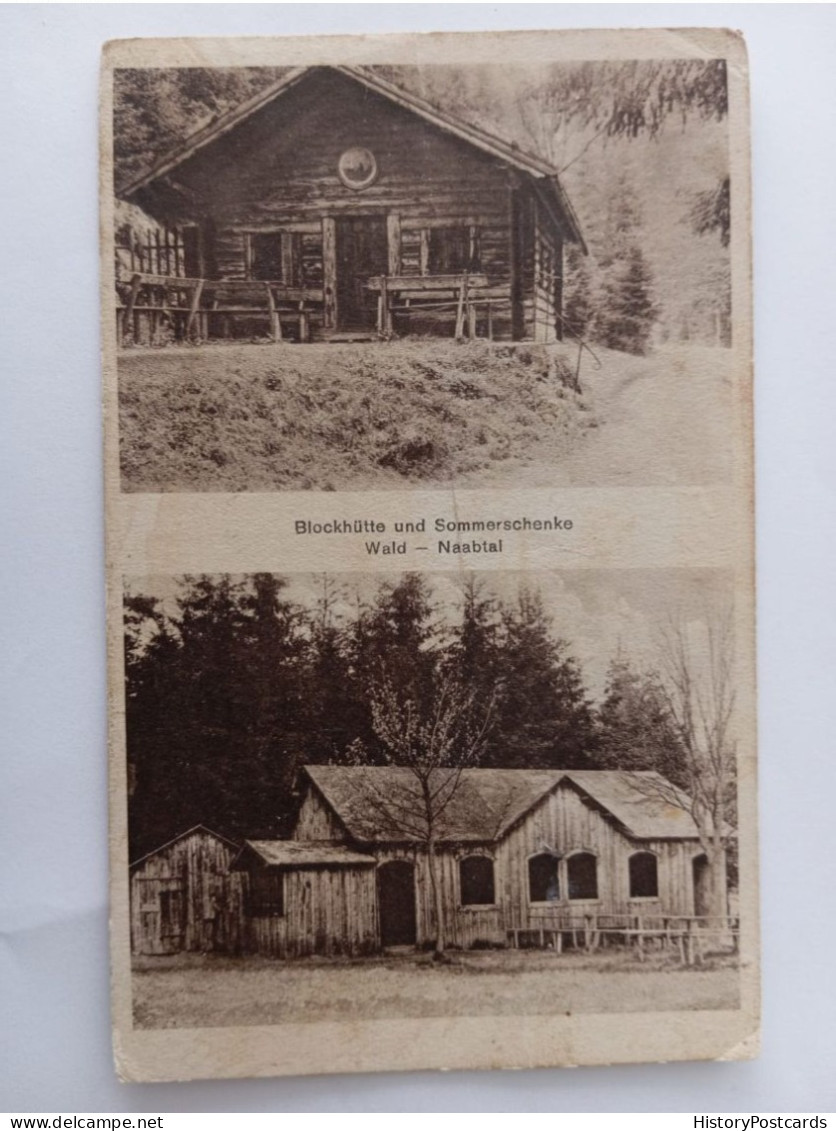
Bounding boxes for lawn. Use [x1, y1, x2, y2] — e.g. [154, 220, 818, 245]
[132, 948, 740, 1030]
[117, 339, 593, 492]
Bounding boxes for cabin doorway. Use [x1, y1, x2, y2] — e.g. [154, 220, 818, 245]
[336, 216, 387, 331]
[158, 884, 186, 953]
[377, 860, 417, 947]
[692, 854, 711, 918]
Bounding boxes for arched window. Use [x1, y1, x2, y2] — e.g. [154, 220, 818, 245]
[629, 852, 659, 898]
[459, 855, 495, 906]
[528, 853, 560, 903]
[567, 853, 598, 900]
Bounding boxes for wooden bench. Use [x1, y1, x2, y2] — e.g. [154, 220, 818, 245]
[366, 273, 491, 338]
[203, 281, 324, 343]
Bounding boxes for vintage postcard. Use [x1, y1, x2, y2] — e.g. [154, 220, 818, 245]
[102, 28, 757, 1082]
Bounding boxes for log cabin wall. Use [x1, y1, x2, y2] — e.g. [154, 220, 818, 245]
[143, 69, 518, 337]
[129, 829, 246, 956]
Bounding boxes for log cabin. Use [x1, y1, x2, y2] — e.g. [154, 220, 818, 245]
[231, 766, 716, 958]
[115, 65, 586, 345]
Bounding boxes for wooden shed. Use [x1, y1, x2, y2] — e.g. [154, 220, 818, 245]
[231, 840, 377, 958]
[116, 65, 585, 345]
[289, 765, 711, 951]
[129, 825, 245, 956]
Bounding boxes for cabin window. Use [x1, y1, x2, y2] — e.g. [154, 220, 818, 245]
[248, 233, 282, 281]
[248, 871, 284, 916]
[459, 855, 495, 906]
[427, 226, 481, 274]
[567, 853, 598, 900]
[629, 852, 659, 899]
[247, 231, 323, 288]
[528, 853, 560, 903]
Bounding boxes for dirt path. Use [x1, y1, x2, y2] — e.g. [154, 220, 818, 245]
[556, 344, 734, 486]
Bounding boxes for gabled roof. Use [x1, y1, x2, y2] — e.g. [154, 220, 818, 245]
[303, 765, 700, 845]
[560, 771, 700, 840]
[117, 64, 585, 249]
[233, 839, 375, 869]
[129, 824, 239, 870]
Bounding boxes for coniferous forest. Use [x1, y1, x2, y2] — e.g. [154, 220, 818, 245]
[124, 572, 693, 857]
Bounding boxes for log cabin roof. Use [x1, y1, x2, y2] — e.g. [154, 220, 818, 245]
[129, 824, 240, 870]
[303, 766, 700, 845]
[234, 839, 376, 869]
[117, 64, 585, 250]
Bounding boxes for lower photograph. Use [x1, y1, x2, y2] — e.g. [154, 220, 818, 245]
[121, 568, 747, 1033]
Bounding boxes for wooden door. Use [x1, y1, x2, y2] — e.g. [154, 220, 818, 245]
[377, 860, 417, 947]
[158, 885, 186, 953]
[336, 216, 387, 330]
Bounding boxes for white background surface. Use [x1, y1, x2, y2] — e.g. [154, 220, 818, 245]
[2, 2, 835, 1113]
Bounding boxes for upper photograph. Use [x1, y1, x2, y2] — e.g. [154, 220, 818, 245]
[110, 58, 738, 492]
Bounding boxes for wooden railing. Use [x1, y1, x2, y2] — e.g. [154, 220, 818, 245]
[116, 273, 325, 346]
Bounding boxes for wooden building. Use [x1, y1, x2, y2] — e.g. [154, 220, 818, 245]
[129, 825, 245, 956]
[232, 766, 713, 957]
[116, 65, 586, 345]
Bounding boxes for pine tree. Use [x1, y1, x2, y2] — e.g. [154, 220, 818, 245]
[596, 655, 687, 786]
[597, 244, 659, 355]
[488, 586, 596, 769]
[562, 244, 596, 340]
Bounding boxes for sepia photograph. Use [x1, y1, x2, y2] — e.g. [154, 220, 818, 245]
[123, 569, 744, 1031]
[111, 57, 735, 492]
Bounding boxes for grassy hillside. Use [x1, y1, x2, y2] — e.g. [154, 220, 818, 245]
[118, 340, 594, 492]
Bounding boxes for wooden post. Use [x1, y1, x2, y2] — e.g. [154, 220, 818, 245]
[186, 279, 205, 341]
[467, 292, 477, 339]
[455, 275, 467, 339]
[380, 275, 390, 336]
[281, 232, 295, 285]
[298, 300, 309, 344]
[122, 273, 142, 345]
[265, 284, 282, 342]
[419, 228, 430, 276]
[486, 301, 493, 341]
[386, 212, 401, 278]
[322, 217, 337, 330]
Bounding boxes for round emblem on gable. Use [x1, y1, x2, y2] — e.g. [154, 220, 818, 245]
[338, 147, 378, 191]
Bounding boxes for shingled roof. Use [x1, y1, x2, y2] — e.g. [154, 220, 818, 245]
[117, 64, 585, 251]
[303, 766, 700, 845]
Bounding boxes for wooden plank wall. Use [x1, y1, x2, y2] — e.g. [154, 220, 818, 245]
[496, 781, 699, 925]
[294, 785, 346, 842]
[248, 865, 378, 958]
[129, 831, 246, 956]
